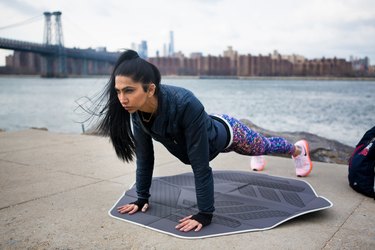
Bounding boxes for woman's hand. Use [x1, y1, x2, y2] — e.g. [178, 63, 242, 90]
[175, 215, 203, 232]
[117, 202, 149, 214]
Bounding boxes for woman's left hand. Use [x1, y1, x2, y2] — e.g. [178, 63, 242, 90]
[175, 215, 203, 232]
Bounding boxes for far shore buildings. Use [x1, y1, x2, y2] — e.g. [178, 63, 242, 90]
[149, 47, 358, 77]
[1, 46, 372, 77]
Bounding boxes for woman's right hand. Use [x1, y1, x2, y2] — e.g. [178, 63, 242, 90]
[117, 202, 149, 214]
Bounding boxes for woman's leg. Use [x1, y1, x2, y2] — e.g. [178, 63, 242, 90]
[220, 114, 312, 177]
[220, 114, 295, 156]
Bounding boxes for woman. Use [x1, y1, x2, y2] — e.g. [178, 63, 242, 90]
[93, 50, 312, 233]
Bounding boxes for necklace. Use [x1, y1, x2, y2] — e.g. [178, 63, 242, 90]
[140, 110, 155, 122]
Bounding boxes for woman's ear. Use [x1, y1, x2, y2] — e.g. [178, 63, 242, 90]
[148, 83, 156, 97]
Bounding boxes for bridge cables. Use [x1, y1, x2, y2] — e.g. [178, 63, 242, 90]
[0, 15, 43, 31]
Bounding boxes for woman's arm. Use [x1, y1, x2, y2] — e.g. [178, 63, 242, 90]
[132, 117, 155, 200]
[117, 117, 154, 215]
[178, 97, 214, 231]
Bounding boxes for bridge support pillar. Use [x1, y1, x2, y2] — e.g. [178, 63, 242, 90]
[41, 48, 67, 77]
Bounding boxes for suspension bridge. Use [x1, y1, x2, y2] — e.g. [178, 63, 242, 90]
[0, 12, 120, 77]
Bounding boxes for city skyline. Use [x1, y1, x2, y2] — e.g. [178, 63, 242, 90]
[0, 0, 374, 65]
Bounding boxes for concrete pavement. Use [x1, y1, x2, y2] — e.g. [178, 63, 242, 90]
[0, 129, 374, 249]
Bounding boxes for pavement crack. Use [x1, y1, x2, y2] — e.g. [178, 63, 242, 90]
[322, 197, 365, 249]
[0, 143, 64, 154]
[0, 180, 105, 211]
[0, 158, 31, 166]
[55, 170, 104, 181]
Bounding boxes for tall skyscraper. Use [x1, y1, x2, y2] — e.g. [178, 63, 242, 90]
[138, 40, 148, 59]
[168, 31, 174, 57]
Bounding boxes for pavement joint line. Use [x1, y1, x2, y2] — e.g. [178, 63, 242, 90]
[322, 197, 365, 249]
[55, 170, 137, 186]
[0, 158, 31, 167]
[0, 169, 130, 212]
[0, 159, 131, 182]
[0, 143, 67, 154]
[0, 159, 77, 174]
[0, 179, 108, 212]
[54, 170, 107, 181]
[106, 172, 134, 181]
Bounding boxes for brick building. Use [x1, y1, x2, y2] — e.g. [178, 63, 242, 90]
[5, 51, 42, 74]
[0, 47, 361, 77]
[148, 49, 355, 77]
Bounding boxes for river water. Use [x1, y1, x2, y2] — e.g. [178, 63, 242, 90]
[0, 76, 374, 146]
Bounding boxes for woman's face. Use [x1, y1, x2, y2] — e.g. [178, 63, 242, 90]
[114, 75, 155, 113]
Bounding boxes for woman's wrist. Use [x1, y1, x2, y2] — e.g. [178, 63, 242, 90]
[191, 212, 213, 226]
[130, 198, 149, 208]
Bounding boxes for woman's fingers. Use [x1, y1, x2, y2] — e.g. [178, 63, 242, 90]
[175, 217, 202, 232]
[194, 223, 203, 232]
[117, 203, 149, 214]
[117, 204, 139, 214]
[128, 205, 139, 214]
[141, 203, 149, 212]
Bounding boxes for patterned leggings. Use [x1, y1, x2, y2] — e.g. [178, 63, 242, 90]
[219, 114, 295, 156]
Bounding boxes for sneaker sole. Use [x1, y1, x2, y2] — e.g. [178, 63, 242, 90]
[250, 157, 265, 171]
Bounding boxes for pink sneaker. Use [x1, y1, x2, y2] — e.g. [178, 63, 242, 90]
[251, 155, 266, 171]
[292, 140, 313, 177]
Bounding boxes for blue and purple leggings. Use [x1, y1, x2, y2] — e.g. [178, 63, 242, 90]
[218, 114, 295, 156]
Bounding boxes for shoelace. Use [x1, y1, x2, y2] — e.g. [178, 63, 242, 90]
[294, 146, 308, 168]
[294, 156, 305, 168]
[254, 157, 264, 164]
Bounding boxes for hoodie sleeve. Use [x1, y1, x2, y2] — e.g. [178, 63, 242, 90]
[132, 116, 154, 200]
[182, 96, 215, 214]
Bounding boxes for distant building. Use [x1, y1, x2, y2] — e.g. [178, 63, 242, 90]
[223, 46, 238, 75]
[148, 47, 355, 77]
[223, 46, 238, 60]
[138, 40, 148, 59]
[4, 51, 41, 74]
[368, 65, 375, 76]
[168, 31, 175, 57]
[95, 47, 107, 52]
[0, 42, 363, 77]
[350, 56, 369, 76]
[190, 52, 203, 58]
[272, 50, 305, 64]
[173, 51, 185, 59]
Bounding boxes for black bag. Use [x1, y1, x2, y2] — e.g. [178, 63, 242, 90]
[348, 126, 375, 198]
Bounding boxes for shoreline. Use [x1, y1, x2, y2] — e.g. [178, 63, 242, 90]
[0, 125, 354, 146]
[1, 74, 374, 81]
[0, 126, 355, 164]
[164, 75, 375, 81]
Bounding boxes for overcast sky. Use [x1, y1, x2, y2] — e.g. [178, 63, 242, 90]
[1, 0, 374, 65]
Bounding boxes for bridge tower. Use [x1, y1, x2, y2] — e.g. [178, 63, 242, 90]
[43, 12, 52, 45]
[42, 11, 66, 77]
[43, 12, 64, 46]
[52, 11, 64, 46]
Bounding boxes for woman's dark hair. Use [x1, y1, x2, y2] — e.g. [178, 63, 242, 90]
[92, 50, 161, 162]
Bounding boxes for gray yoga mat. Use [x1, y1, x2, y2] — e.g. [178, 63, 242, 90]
[109, 171, 332, 239]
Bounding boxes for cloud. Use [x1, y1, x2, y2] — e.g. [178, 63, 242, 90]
[0, 0, 374, 64]
[0, 0, 41, 15]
